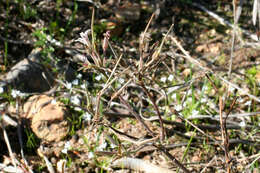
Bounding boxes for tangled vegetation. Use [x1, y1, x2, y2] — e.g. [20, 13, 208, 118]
[0, 0, 259, 172]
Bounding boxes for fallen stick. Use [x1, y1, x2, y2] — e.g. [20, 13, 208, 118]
[112, 157, 175, 173]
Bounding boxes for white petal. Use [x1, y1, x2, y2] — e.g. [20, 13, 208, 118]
[72, 79, 79, 86]
[174, 105, 182, 111]
[71, 95, 81, 105]
[160, 76, 167, 83]
[168, 74, 174, 81]
[88, 152, 94, 159]
[0, 87, 4, 94]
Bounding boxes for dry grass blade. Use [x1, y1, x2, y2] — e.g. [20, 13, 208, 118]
[37, 147, 55, 173]
[187, 112, 260, 120]
[169, 34, 209, 72]
[105, 54, 123, 85]
[229, 0, 244, 77]
[234, 0, 244, 23]
[139, 13, 155, 71]
[145, 24, 174, 69]
[91, 8, 95, 53]
[252, 0, 259, 26]
[1, 122, 17, 169]
[2, 114, 18, 127]
[90, 8, 102, 67]
[200, 156, 217, 173]
[245, 153, 260, 170]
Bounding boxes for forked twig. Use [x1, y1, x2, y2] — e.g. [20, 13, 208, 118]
[108, 78, 132, 107]
[118, 95, 155, 137]
[94, 54, 123, 119]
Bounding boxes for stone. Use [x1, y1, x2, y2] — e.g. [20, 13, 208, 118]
[0, 48, 54, 93]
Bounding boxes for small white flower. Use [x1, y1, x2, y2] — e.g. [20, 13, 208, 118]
[77, 54, 88, 62]
[168, 86, 179, 92]
[95, 75, 102, 81]
[88, 151, 94, 159]
[118, 78, 125, 84]
[160, 76, 167, 83]
[11, 89, 24, 98]
[110, 143, 117, 149]
[171, 93, 177, 100]
[65, 82, 72, 90]
[61, 141, 71, 154]
[97, 142, 107, 151]
[244, 100, 252, 106]
[168, 74, 174, 82]
[82, 112, 92, 121]
[75, 30, 91, 47]
[74, 107, 82, 112]
[239, 121, 246, 127]
[0, 87, 4, 94]
[174, 105, 182, 111]
[51, 99, 56, 105]
[238, 97, 244, 103]
[72, 79, 79, 86]
[202, 85, 208, 91]
[201, 98, 207, 103]
[191, 109, 199, 116]
[110, 101, 117, 107]
[183, 97, 192, 107]
[61, 148, 68, 154]
[80, 83, 86, 89]
[228, 85, 235, 93]
[77, 73, 82, 79]
[129, 48, 136, 52]
[80, 81, 89, 89]
[71, 95, 81, 105]
[187, 89, 192, 95]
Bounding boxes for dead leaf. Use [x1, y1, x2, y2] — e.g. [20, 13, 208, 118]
[23, 95, 69, 142]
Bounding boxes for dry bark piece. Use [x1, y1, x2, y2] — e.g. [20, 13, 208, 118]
[23, 95, 69, 142]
